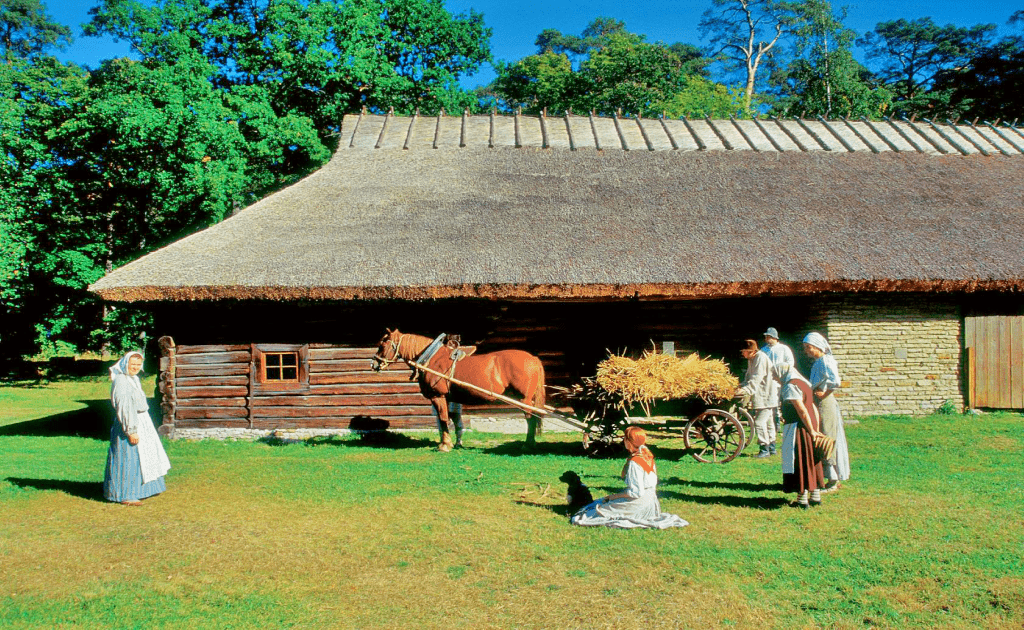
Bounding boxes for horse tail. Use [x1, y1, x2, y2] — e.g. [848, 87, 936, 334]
[532, 356, 546, 410]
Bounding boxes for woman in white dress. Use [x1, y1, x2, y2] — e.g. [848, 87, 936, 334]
[571, 427, 688, 529]
[803, 332, 850, 492]
[104, 351, 172, 506]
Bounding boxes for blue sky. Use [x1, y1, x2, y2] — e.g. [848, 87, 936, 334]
[50, 0, 1022, 88]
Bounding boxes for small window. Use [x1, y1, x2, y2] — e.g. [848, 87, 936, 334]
[264, 351, 299, 382]
[253, 344, 309, 392]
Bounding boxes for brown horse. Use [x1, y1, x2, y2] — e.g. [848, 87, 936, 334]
[371, 329, 546, 451]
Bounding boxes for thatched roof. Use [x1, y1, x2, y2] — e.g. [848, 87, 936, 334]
[90, 113, 1024, 302]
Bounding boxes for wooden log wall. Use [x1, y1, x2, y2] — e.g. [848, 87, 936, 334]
[168, 341, 436, 431]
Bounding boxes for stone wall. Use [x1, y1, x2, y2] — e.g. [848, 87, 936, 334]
[823, 295, 963, 417]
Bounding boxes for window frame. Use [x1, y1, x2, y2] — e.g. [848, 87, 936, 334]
[252, 344, 310, 392]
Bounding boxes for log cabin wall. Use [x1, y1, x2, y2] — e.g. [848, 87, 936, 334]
[161, 341, 434, 439]
[151, 295, 829, 438]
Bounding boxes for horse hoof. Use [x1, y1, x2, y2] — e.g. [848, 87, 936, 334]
[438, 443, 452, 452]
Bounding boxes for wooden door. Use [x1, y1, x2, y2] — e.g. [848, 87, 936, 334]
[964, 315, 1024, 409]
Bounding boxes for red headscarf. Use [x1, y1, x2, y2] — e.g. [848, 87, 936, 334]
[624, 426, 655, 473]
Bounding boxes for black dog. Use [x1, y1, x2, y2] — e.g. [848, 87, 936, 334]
[559, 470, 594, 514]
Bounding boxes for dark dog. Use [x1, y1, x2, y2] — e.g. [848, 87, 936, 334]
[559, 470, 594, 514]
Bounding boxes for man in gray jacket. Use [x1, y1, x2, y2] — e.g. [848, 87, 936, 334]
[735, 339, 778, 458]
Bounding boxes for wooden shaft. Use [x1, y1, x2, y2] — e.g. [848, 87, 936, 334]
[406, 359, 588, 430]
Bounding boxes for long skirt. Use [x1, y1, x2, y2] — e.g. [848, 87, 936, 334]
[571, 493, 688, 529]
[781, 423, 824, 495]
[104, 425, 166, 502]
[817, 393, 851, 482]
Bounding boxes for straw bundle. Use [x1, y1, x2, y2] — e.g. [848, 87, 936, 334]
[595, 350, 739, 414]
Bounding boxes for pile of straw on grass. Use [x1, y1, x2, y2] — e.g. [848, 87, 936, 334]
[595, 351, 739, 414]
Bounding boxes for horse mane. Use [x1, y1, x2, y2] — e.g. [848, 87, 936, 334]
[397, 332, 433, 360]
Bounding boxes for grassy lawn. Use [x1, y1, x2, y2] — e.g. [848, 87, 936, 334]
[1, 378, 1023, 629]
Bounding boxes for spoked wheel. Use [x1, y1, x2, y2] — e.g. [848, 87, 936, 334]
[683, 409, 745, 463]
[731, 406, 756, 450]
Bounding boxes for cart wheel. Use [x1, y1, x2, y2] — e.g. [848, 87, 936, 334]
[683, 409, 745, 463]
[732, 406, 756, 449]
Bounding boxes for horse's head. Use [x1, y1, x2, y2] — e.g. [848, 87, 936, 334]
[371, 328, 404, 372]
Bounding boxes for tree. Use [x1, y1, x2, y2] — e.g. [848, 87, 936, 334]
[0, 1, 89, 358]
[769, 0, 892, 118]
[699, 0, 794, 114]
[857, 17, 996, 117]
[934, 11, 1024, 121]
[87, 0, 492, 134]
[0, 0, 70, 61]
[487, 19, 738, 118]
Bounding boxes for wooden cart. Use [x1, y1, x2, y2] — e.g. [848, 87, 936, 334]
[407, 359, 755, 464]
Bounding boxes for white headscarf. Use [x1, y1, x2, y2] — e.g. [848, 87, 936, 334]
[803, 332, 832, 355]
[109, 351, 144, 381]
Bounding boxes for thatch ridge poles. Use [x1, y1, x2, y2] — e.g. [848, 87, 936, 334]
[432, 110, 444, 150]
[751, 117, 786, 152]
[946, 119, 991, 156]
[984, 121, 1024, 153]
[403, 109, 418, 150]
[969, 120, 1012, 156]
[729, 116, 759, 151]
[374, 107, 393, 149]
[514, 108, 522, 148]
[588, 111, 602, 150]
[659, 116, 680, 150]
[860, 117, 902, 153]
[795, 117, 831, 151]
[842, 118, 880, 153]
[922, 118, 970, 155]
[770, 117, 811, 152]
[563, 112, 576, 151]
[816, 116, 856, 152]
[704, 116, 733, 150]
[539, 108, 550, 149]
[612, 111, 630, 150]
[884, 117, 927, 152]
[901, 116, 948, 154]
[348, 109, 365, 148]
[635, 116, 655, 151]
[681, 116, 707, 150]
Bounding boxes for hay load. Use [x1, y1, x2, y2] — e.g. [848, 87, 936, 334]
[594, 351, 739, 415]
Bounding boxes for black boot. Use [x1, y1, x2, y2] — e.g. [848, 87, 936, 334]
[754, 445, 771, 458]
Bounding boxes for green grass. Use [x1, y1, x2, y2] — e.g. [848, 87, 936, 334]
[1, 379, 1023, 629]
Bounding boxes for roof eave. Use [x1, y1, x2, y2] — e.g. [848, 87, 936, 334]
[90, 278, 1024, 303]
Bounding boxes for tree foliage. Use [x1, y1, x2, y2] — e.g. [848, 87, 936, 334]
[857, 17, 996, 117]
[769, 0, 892, 118]
[699, 0, 793, 114]
[1, 0, 492, 360]
[933, 11, 1024, 121]
[487, 19, 738, 118]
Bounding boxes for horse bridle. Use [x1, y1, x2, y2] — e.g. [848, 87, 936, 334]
[371, 333, 405, 371]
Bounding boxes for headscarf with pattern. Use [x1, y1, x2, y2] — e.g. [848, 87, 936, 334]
[623, 426, 655, 473]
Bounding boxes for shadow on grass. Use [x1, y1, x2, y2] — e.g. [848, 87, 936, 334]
[657, 489, 789, 510]
[0, 400, 110, 440]
[661, 477, 781, 493]
[6, 477, 106, 502]
[483, 440, 588, 458]
[267, 431, 438, 450]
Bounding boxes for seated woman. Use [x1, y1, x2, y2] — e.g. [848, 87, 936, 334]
[571, 427, 688, 529]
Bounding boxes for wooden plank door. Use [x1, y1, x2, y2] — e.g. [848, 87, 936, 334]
[965, 315, 1024, 409]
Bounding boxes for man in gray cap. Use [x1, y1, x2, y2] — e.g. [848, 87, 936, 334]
[760, 328, 795, 433]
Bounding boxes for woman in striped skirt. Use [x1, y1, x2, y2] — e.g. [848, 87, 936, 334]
[772, 363, 826, 508]
[104, 351, 171, 506]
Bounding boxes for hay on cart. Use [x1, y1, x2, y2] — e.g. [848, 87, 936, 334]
[594, 351, 739, 416]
